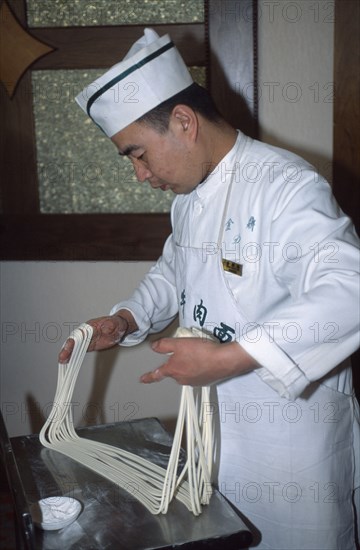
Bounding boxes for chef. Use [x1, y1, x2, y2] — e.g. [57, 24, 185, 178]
[62, 29, 360, 549]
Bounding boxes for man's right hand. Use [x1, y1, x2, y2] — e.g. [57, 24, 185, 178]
[58, 312, 137, 364]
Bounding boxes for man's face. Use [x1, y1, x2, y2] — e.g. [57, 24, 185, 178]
[111, 118, 201, 195]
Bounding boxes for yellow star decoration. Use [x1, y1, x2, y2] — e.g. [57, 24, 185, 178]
[0, 0, 54, 98]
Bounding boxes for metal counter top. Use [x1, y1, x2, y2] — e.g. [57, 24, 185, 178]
[8, 418, 252, 549]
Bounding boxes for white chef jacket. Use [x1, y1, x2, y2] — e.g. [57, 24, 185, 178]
[112, 131, 360, 548]
[113, 131, 359, 400]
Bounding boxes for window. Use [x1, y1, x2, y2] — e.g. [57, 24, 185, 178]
[0, 0, 258, 260]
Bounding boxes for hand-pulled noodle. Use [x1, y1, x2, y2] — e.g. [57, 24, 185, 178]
[40, 324, 214, 515]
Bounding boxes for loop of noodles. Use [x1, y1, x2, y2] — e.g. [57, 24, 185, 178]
[40, 324, 214, 515]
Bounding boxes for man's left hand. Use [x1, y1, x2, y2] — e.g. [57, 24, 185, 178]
[140, 337, 258, 386]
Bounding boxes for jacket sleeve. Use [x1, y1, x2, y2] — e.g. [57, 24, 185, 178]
[239, 171, 360, 400]
[110, 233, 179, 346]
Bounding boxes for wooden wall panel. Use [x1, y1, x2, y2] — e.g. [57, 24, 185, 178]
[333, 0, 360, 235]
[333, 0, 360, 396]
[31, 24, 205, 69]
[208, 0, 258, 138]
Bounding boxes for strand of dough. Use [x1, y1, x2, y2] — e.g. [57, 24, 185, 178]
[40, 324, 214, 515]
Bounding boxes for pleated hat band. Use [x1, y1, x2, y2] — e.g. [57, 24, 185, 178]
[75, 28, 193, 137]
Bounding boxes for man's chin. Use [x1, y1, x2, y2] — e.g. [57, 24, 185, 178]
[153, 182, 195, 195]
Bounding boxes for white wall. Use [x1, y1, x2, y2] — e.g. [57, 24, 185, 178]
[0, 262, 179, 437]
[0, 2, 334, 436]
[258, 0, 334, 182]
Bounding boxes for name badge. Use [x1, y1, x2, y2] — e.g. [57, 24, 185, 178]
[222, 258, 243, 276]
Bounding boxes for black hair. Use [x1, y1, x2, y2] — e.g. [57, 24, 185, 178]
[137, 83, 222, 133]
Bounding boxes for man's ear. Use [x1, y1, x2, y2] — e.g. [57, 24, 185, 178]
[170, 104, 198, 141]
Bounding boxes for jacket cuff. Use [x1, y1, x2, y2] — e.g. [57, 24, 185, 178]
[239, 328, 310, 400]
[110, 301, 150, 346]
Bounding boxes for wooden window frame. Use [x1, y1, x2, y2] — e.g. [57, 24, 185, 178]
[332, 0, 360, 396]
[0, 0, 258, 260]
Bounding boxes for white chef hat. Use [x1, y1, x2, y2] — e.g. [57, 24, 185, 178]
[75, 28, 194, 137]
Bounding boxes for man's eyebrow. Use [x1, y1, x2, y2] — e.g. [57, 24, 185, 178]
[118, 145, 142, 157]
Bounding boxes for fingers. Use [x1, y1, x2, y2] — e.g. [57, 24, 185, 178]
[58, 315, 128, 364]
[58, 338, 74, 364]
[141, 337, 181, 384]
[139, 338, 175, 383]
[151, 337, 176, 354]
[89, 316, 128, 348]
[142, 337, 185, 384]
[140, 367, 166, 384]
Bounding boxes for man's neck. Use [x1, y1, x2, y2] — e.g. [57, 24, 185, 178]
[200, 121, 238, 177]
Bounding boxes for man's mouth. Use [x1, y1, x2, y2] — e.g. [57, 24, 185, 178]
[150, 182, 170, 191]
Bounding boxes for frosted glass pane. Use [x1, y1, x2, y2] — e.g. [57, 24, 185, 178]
[27, 0, 204, 27]
[32, 68, 205, 214]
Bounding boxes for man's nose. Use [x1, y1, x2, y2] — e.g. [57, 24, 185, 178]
[133, 159, 152, 182]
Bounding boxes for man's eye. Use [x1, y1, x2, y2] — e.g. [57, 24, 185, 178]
[131, 152, 147, 163]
